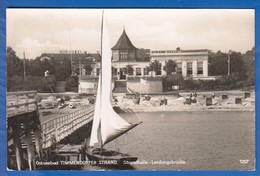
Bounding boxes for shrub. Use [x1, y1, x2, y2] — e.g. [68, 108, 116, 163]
[66, 76, 79, 92]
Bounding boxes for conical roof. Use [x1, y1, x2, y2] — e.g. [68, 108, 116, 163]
[111, 29, 136, 50]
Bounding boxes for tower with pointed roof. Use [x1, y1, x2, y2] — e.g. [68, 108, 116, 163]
[111, 29, 137, 61]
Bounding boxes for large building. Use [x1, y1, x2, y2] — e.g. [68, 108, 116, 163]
[150, 48, 209, 79]
[39, 29, 214, 93]
[111, 29, 150, 80]
[111, 29, 137, 61]
[39, 50, 101, 77]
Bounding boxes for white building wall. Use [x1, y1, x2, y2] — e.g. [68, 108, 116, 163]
[150, 49, 209, 79]
[203, 60, 208, 77]
[182, 61, 187, 77]
[161, 61, 166, 76]
[111, 62, 150, 77]
[141, 67, 144, 77]
[193, 61, 197, 77]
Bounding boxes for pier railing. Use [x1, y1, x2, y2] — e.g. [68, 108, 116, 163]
[7, 91, 38, 117]
[41, 106, 94, 149]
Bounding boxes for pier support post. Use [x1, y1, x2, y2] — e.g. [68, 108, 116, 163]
[13, 129, 23, 170]
[34, 123, 43, 161]
[23, 123, 36, 170]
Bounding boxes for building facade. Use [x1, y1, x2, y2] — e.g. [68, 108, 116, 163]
[111, 29, 137, 61]
[150, 48, 209, 79]
[39, 29, 214, 93]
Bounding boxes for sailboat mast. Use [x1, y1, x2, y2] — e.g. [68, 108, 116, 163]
[100, 10, 104, 147]
[100, 10, 104, 73]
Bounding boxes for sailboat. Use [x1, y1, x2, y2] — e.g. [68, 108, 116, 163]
[86, 12, 142, 165]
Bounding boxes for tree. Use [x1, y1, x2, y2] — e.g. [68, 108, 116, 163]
[208, 50, 246, 80]
[242, 47, 255, 86]
[6, 47, 23, 78]
[65, 76, 79, 92]
[83, 64, 93, 75]
[136, 48, 150, 61]
[28, 57, 56, 77]
[55, 58, 72, 80]
[229, 52, 246, 80]
[208, 51, 228, 76]
[149, 60, 161, 76]
[163, 60, 177, 75]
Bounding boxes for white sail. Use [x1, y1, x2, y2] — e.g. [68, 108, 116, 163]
[100, 16, 135, 146]
[89, 13, 141, 147]
[89, 75, 101, 146]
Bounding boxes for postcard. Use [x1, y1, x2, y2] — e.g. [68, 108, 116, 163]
[5, 8, 255, 172]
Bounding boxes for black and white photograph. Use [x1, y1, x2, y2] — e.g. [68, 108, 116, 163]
[6, 9, 255, 170]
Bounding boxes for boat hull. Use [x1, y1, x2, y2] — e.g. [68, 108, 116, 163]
[86, 147, 137, 165]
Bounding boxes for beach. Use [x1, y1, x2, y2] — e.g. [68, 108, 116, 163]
[115, 90, 255, 113]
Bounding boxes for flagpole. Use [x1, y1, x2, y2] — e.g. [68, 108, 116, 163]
[69, 32, 73, 76]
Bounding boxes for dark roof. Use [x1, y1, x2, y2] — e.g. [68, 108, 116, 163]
[111, 29, 136, 50]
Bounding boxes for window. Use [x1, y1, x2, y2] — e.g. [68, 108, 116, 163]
[84, 64, 93, 75]
[96, 68, 100, 76]
[143, 68, 148, 75]
[156, 70, 161, 75]
[120, 51, 128, 60]
[112, 67, 118, 75]
[120, 68, 126, 74]
[136, 68, 142, 76]
[187, 62, 193, 76]
[128, 68, 134, 75]
[197, 62, 203, 75]
[176, 62, 182, 74]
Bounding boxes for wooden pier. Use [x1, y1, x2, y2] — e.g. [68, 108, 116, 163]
[7, 91, 94, 170]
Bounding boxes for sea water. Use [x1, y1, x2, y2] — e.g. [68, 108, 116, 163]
[83, 111, 255, 170]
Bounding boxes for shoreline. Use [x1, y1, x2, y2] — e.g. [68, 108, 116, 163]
[123, 107, 255, 113]
[118, 105, 255, 113]
[127, 107, 255, 113]
[115, 91, 255, 113]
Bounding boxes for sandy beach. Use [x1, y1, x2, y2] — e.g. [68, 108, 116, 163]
[115, 90, 255, 112]
[38, 90, 255, 124]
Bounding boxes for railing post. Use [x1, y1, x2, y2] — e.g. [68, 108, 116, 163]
[55, 127, 59, 142]
[14, 95, 18, 114]
[34, 92, 38, 111]
[25, 94, 29, 111]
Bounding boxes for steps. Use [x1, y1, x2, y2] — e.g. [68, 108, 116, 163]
[113, 80, 130, 93]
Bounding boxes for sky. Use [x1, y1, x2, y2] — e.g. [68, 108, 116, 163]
[7, 9, 254, 59]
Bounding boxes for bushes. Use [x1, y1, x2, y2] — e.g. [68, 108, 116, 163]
[162, 73, 184, 91]
[65, 76, 79, 92]
[7, 74, 56, 92]
[180, 77, 250, 91]
[162, 73, 252, 91]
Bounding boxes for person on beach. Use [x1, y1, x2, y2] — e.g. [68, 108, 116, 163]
[194, 91, 197, 98]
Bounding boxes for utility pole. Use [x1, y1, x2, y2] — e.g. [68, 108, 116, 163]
[23, 52, 26, 81]
[79, 57, 81, 77]
[70, 32, 73, 76]
[228, 50, 231, 77]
